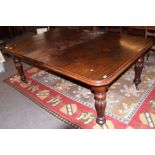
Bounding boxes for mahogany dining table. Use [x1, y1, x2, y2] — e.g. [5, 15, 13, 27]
[4, 28, 153, 125]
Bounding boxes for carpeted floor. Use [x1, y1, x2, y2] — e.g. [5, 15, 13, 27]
[0, 57, 72, 128]
[5, 66, 155, 128]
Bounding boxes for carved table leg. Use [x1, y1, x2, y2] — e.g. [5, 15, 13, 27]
[92, 86, 108, 125]
[146, 51, 150, 60]
[13, 56, 27, 82]
[133, 56, 144, 90]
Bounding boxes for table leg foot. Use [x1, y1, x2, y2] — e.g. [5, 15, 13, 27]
[92, 86, 108, 125]
[133, 56, 144, 90]
[13, 56, 27, 83]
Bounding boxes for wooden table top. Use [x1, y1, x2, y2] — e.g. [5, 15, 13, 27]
[5, 28, 153, 86]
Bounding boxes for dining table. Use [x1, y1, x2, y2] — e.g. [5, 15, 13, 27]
[4, 28, 153, 125]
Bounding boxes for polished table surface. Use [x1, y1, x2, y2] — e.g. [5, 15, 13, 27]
[5, 28, 153, 125]
[5, 28, 152, 86]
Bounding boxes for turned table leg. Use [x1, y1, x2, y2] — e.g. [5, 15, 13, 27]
[92, 86, 108, 125]
[13, 56, 27, 82]
[146, 51, 150, 60]
[133, 56, 144, 90]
